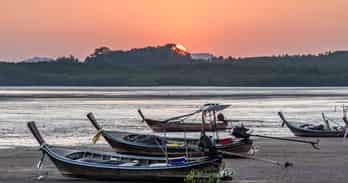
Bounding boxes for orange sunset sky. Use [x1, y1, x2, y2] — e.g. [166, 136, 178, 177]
[1, 0, 348, 61]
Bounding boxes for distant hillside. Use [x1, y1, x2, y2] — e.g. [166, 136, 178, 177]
[1, 44, 348, 86]
[21, 57, 54, 63]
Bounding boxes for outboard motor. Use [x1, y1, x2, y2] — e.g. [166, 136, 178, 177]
[232, 126, 250, 139]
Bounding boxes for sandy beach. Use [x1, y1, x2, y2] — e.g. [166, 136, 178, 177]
[1, 137, 347, 183]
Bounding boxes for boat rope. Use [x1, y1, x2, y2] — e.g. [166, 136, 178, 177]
[36, 151, 46, 169]
[183, 122, 189, 159]
[92, 129, 103, 144]
[154, 138, 168, 160]
[35, 151, 47, 180]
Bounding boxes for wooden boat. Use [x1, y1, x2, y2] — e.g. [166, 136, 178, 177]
[278, 112, 345, 137]
[138, 104, 232, 132]
[27, 121, 232, 181]
[87, 112, 253, 158]
[141, 116, 228, 132]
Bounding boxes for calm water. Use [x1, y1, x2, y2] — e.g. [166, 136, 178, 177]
[1, 86, 348, 148]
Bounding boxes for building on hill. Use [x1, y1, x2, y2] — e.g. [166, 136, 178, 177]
[21, 57, 54, 63]
[190, 53, 214, 61]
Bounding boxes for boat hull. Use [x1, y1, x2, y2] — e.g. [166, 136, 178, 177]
[145, 119, 228, 132]
[279, 112, 345, 137]
[286, 124, 344, 137]
[49, 156, 220, 181]
[216, 139, 253, 158]
[102, 130, 253, 158]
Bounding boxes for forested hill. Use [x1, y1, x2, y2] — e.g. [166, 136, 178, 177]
[84, 43, 191, 65]
[1, 44, 348, 86]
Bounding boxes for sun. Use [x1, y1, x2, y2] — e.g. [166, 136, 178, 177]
[171, 44, 188, 56]
[175, 44, 187, 52]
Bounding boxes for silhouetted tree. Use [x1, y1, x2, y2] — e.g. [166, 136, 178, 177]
[91, 47, 112, 57]
[55, 55, 79, 63]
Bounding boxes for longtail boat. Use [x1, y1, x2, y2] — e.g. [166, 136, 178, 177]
[87, 108, 253, 158]
[27, 121, 232, 181]
[278, 111, 345, 137]
[139, 104, 232, 132]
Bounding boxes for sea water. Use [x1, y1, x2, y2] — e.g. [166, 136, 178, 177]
[0, 86, 347, 147]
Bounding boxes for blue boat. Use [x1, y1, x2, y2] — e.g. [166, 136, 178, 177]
[27, 121, 232, 181]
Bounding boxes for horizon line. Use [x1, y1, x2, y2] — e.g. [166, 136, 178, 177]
[1, 43, 347, 63]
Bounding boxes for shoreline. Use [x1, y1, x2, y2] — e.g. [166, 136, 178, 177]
[2, 138, 348, 183]
[1, 94, 348, 100]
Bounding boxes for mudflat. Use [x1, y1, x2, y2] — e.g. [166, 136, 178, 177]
[1, 137, 347, 183]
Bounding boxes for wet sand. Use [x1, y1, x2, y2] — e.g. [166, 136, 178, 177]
[1, 137, 348, 183]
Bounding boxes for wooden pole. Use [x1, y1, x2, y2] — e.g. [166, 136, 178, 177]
[213, 110, 219, 140]
[201, 111, 206, 136]
[251, 134, 320, 149]
[218, 150, 293, 168]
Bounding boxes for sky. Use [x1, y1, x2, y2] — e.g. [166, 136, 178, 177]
[1, 0, 348, 61]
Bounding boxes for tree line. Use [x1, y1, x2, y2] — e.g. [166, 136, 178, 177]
[1, 44, 348, 86]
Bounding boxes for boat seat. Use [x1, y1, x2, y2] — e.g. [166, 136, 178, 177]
[79, 157, 125, 164]
[66, 152, 83, 160]
[149, 163, 169, 167]
[166, 143, 185, 148]
[119, 160, 140, 166]
[168, 156, 187, 165]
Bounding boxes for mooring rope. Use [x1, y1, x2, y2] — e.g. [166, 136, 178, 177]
[92, 129, 103, 144]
